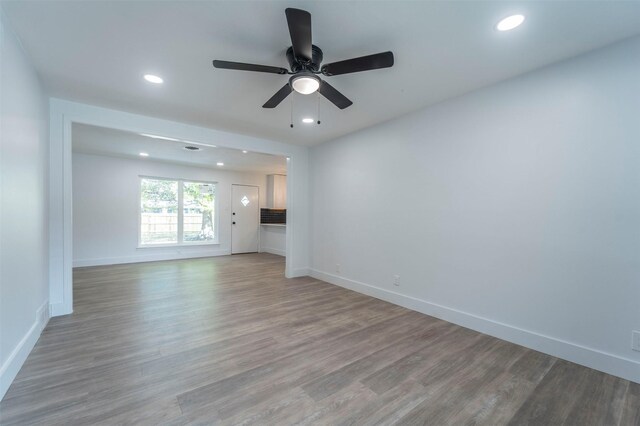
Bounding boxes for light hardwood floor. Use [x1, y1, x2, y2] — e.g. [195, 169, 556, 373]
[1, 253, 638, 425]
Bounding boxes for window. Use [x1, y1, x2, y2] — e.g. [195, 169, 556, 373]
[183, 181, 215, 242]
[140, 177, 217, 246]
[140, 178, 178, 245]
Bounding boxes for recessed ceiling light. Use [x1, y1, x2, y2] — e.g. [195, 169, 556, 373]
[216, 162, 224, 166]
[144, 74, 163, 84]
[496, 14, 525, 31]
[302, 118, 314, 124]
[242, 150, 248, 153]
[139, 152, 149, 157]
[140, 133, 180, 141]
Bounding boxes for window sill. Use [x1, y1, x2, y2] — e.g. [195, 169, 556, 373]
[137, 242, 220, 249]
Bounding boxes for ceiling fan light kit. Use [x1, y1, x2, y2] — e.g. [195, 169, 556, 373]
[212, 7, 394, 117]
[290, 73, 320, 95]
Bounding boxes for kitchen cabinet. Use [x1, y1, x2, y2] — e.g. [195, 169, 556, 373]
[267, 174, 287, 209]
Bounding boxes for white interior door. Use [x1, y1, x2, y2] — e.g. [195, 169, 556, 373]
[231, 185, 259, 254]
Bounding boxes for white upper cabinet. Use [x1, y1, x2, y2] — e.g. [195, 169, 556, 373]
[267, 174, 287, 209]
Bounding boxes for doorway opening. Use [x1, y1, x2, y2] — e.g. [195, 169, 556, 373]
[69, 122, 288, 274]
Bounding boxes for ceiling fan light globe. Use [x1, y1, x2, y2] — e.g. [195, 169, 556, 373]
[291, 75, 320, 94]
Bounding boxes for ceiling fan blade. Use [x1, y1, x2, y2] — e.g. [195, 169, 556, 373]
[319, 80, 352, 109]
[213, 60, 288, 75]
[263, 83, 293, 108]
[285, 8, 312, 62]
[321, 51, 394, 76]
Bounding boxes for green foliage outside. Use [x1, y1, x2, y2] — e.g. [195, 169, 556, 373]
[141, 179, 178, 212]
[183, 182, 215, 241]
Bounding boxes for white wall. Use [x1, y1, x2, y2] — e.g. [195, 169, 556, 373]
[310, 37, 640, 383]
[73, 153, 269, 266]
[0, 12, 50, 399]
[260, 225, 286, 256]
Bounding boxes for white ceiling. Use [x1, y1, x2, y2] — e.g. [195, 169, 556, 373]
[72, 123, 288, 174]
[4, 1, 640, 146]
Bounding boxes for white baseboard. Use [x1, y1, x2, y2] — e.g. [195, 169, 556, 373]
[73, 248, 232, 267]
[289, 267, 310, 278]
[0, 300, 50, 401]
[309, 269, 640, 384]
[50, 301, 71, 317]
[260, 247, 286, 257]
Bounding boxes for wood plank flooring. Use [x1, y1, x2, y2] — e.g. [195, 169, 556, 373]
[1, 254, 638, 425]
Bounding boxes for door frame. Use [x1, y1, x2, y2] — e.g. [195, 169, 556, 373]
[49, 99, 307, 317]
[230, 184, 260, 254]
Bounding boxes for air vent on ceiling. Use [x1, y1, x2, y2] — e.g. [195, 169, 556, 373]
[183, 146, 201, 151]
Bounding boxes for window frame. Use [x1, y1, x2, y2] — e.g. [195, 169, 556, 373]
[138, 175, 219, 248]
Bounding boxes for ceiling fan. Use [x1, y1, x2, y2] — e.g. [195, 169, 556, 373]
[212, 8, 394, 110]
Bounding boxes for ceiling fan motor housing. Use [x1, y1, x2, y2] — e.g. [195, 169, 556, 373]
[286, 44, 324, 73]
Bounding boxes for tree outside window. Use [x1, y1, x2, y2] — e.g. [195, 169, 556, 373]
[140, 179, 178, 244]
[183, 182, 215, 242]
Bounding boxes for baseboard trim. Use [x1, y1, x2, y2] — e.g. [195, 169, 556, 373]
[0, 300, 50, 401]
[309, 269, 640, 384]
[289, 267, 310, 278]
[73, 248, 232, 268]
[260, 247, 286, 257]
[50, 301, 71, 317]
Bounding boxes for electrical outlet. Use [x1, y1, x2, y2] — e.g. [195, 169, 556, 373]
[632, 331, 640, 352]
[393, 275, 400, 286]
[336, 263, 341, 274]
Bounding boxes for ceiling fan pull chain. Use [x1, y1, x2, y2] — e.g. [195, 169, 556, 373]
[290, 93, 294, 128]
[317, 91, 321, 125]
